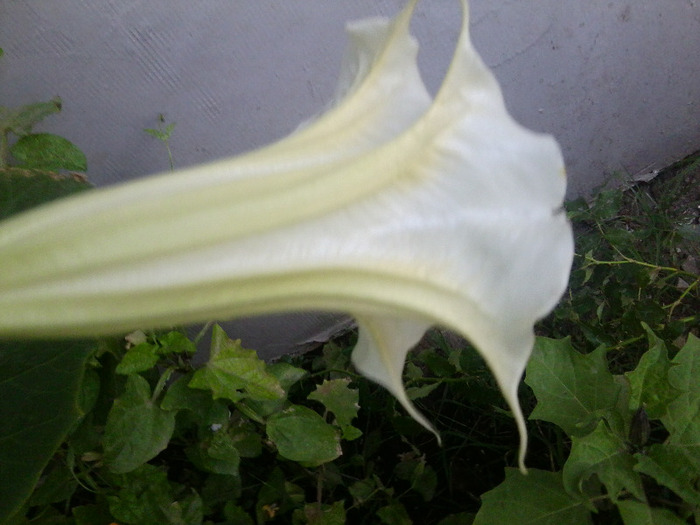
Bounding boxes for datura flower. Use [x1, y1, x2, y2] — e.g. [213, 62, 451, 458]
[0, 0, 573, 470]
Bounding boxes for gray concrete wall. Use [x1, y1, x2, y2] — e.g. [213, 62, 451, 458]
[1, 1, 699, 356]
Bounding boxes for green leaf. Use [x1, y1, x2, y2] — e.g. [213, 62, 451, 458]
[525, 337, 621, 437]
[107, 464, 203, 525]
[295, 501, 346, 525]
[103, 374, 176, 473]
[72, 503, 115, 525]
[616, 500, 687, 525]
[406, 381, 441, 401]
[266, 405, 342, 467]
[625, 324, 679, 418]
[589, 189, 622, 221]
[116, 341, 160, 375]
[11, 133, 87, 171]
[157, 330, 196, 356]
[0, 339, 94, 523]
[0, 167, 91, 220]
[474, 468, 592, 525]
[562, 420, 645, 501]
[186, 426, 241, 475]
[394, 454, 437, 502]
[189, 324, 284, 403]
[662, 334, 700, 468]
[377, 501, 413, 525]
[634, 445, 700, 507]
[308, 378, 362, 440]
[160, 372, 214, 413]
[0, 97, 61, 136]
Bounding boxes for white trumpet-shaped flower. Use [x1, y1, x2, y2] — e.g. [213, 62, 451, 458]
[0, 0, 573, 469]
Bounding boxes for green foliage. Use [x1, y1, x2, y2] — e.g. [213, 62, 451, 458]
[473, 158, 700, 523]
[1, 107, 697, 524]
[0, 340, 95, 522]
[144, 113, 176, 170]
[0, 93, 86, 172]
[10, 132, 87, 171]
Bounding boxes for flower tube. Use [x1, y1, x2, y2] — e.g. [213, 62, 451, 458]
[0, 0, 573, 470]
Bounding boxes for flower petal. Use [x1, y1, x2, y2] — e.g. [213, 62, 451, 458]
[0, 0, 573, 470]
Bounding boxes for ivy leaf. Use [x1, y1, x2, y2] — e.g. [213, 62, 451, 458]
[189, 325, 284, 403]
[308, 378, 362, 440]
[474, 468, 592, 525]
[103, 374, 176, 473]
[562, 420, 645, 501]
[266, 405, 341, 467]
[625, 324, 679, 419]
[0, 340, 94, 523]
[11, 133, 87, 172]
[525, 337, 621, 437]
[616, 500, 688, 525]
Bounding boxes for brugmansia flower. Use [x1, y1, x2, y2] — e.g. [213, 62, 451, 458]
[0, 0, 573, 469]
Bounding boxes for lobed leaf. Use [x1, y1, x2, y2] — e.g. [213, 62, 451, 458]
[525, 337, 620, 437]
[474, 468, 592, 525]
[189, 324, 285, 403]
[562, 420, 645, 501]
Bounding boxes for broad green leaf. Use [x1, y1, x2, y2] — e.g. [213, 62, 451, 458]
[156, 330, 196, 356]
[0, 167, 91, 220]
[308, 378, 362, 440]
[662, 334, 700, 468]
[474, 468, 592, 525]
[525, 337, 620, 437]
[634, 445, 700, 507]
[0, 97, 61, 136]
[11, 133, 87, 172]
[103, 374, 176, 473]
[236, 360, 307, 421]
[562, 420, 645, 501]
[107, 464, 203, 525]
[617, 500, 687, 525]
[0, 339, 94, 523]
[266, 405, 341, 467]
[625, 324, 679, 419]
[189, 325, 284, 403]
[115, 341, 160, 374]
[160, 372, 216, 413]
[186, 426, 241, 475]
